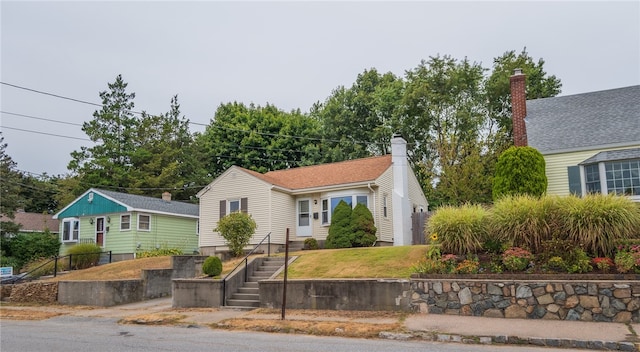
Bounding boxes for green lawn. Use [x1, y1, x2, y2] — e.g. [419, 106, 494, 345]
[280, 245, 428, 279]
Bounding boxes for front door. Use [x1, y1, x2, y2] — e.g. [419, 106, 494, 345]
[296, 199, 312, 237]
[95, 217, 105, 247]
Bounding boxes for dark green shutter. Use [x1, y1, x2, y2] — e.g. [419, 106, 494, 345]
[567, 166, 582, 196]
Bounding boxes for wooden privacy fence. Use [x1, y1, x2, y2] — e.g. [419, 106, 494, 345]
[411, 211, 431, 245]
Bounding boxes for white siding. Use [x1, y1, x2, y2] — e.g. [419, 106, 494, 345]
[198, 168, 273, 248]
[376, 168, 395, 243]
[544, 145, 640, 196]
[270, 190, 296, 243]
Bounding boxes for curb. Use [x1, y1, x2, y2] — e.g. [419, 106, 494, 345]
[379, 331, 639, 351]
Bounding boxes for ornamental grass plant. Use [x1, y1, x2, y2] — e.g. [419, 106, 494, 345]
[488, 195, 561, 253]
[426, 204, 487, 255]
[558, 194, 640, 257]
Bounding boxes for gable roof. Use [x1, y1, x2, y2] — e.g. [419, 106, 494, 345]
[54, 188, 199, 219]
[0, 211, 59, 233]
[526, 85, 640, 154]
[240, 155, 393, 190]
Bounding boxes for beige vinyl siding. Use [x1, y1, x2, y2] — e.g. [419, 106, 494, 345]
[199, 168, 273, 248]
[270, 189, 296, 243]
[544, 145, 640, 196]
[376, 168, 394, 243]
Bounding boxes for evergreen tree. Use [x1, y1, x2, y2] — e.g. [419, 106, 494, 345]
[351, 203, 377, 247]
[325, 201, 353, 249]
[493, 146, 547, 199]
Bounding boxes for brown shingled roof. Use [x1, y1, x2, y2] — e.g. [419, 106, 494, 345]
[0, 211, 59, 233]
[240, 155, 392, 190]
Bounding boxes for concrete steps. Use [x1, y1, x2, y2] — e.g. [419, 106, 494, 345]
[225, 257, 285, 308]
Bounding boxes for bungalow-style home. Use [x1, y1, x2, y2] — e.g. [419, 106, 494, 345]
[0, 210, 59, 236]
[197, 135, 428, 255]
[510, 69, 640, 200]
[53, 189, 199, 261]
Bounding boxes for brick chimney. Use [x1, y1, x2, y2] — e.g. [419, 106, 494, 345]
[510, 68, 528, 146]
[162, 192, 171, 202]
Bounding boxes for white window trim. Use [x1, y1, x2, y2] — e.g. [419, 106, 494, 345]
[120, 213, 131, 231]
[138, 213, 151, 232]
[228, 199, 240, 214]
[581, 160, 640, 201]
[62, 218, 80, 243]
[320, 193, 371, 226]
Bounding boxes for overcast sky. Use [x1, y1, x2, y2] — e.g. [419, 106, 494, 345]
[1, 1, 639, 177]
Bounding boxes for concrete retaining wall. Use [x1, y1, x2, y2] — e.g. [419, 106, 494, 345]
[172, 279, 224, 308]
[172, 258, 256, 308]
[58, 280, 143, 306]
[259, 279, 412, 311]
[142, 269, 173, 299]
[411, 279, 640, 323]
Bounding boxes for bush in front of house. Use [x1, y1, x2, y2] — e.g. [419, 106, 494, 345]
[66, 243, 102, 269]
[492, 146, 547, 200]
[489, 195, 560, 253]
[426, 204, 487, 255]
[215, 212, 258, 257]
[202, 256, 223, 277]
[303, 238, 319, 250]
[351, 203, 377, 247]
[558, 194, 640, 257]
[325, 200, 353, 249]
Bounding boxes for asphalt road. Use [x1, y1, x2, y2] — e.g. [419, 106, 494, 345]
[0, 316, 591, 352]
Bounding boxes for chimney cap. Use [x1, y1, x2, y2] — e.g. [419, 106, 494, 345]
[513, 68, 524, 75]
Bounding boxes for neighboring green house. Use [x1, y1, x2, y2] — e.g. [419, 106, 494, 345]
[510, 70, 639, 200]
[53, 189, 199, 261]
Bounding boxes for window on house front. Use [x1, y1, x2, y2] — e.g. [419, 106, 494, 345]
[584, 164, 601, 194]
[321, 194, 370, 225]
[62, 218, 79, 242]
[138, 214, 151, 231]
[229, 199, 240, 213]
[582, 160, 640, 196]
[120, 214, 131, 231]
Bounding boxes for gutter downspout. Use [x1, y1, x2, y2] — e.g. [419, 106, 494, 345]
[367, 182, 377, 247]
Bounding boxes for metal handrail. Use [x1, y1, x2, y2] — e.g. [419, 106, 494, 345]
[222, 232, 271, 306]
[5, 251, 112, 285]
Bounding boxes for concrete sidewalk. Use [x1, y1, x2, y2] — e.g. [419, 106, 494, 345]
[404, 313, 639, 351]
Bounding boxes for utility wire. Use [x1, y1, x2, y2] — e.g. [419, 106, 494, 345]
[1, 82, 104, 108]
[1, 111, 84, 126]
[1, 126, 91, 141]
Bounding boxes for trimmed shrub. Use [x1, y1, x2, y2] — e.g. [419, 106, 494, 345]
[65, 243, 102, 269]
[215, 212, 257, 257]
[303, 238, 319, 250]
[558, 194, 640, 257]
[492, 146, 547, 200]
[427, 204, 487, 255]
[489, 195, 560, 253]
[351, 203, 377, 247]
[202, 256, 223, 277]
[325, 201, 353, 249]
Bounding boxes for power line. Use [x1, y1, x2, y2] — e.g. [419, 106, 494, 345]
[1, 81, 104, 108]
[1, 126, 91, 141]
[2, 81, 387, 146]
[1, 111, 84, 126]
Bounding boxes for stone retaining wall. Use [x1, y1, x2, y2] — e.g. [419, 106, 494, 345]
[411, 279, 640, 323]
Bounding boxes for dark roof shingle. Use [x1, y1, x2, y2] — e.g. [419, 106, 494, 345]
[526, 85, 640, 154]
[95, 189, 199, 217]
